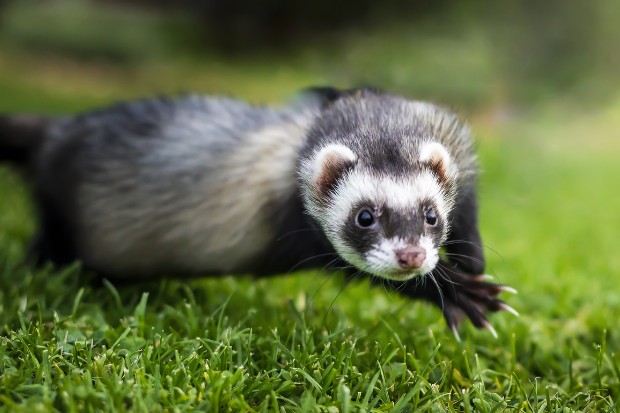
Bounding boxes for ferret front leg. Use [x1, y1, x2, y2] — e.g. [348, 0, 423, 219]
[444, 185, 485, 275]
[386, 261, 516, 337]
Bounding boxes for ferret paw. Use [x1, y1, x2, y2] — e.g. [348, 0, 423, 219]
[431, 272, 517, 338]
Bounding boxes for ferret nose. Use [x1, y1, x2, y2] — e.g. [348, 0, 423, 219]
[396, 245, 426, 269]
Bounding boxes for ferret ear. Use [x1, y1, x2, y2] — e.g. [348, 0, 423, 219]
[309, 144, 357, 200]
[419, 142, 458, 186]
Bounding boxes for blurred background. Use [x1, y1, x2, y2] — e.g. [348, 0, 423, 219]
[0, 0, 619, 322]
[0, 0, 618, 111]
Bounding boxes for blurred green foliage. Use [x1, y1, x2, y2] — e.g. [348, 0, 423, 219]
[0, 0, 202, 61]
[0, 0, 618, 107]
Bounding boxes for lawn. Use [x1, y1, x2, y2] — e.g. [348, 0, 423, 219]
[1, 16, 620, 412]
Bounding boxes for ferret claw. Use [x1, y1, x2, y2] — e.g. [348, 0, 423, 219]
[481, 275, 517, 295]
[499, 303, 519, 317]
[483, 321, 498, 339]
[439, 275, 516, 334]
[451, 325, 461, 342]
[499, 285, 518, 295]
[401, 265, 516, 335]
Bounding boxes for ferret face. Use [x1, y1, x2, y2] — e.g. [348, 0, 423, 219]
[300, 142, 458, 281]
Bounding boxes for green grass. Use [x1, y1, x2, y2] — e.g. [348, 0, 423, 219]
[2, 28, 620, 412]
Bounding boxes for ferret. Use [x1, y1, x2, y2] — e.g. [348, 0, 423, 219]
[0, 87, 516, 336]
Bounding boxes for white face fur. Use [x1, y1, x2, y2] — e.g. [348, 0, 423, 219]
[300, 142, 458, 281]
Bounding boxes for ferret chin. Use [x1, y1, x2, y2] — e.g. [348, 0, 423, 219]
[0, 87, 516, 335]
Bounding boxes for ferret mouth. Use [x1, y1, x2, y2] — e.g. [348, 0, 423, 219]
[381, 268, 425, 281]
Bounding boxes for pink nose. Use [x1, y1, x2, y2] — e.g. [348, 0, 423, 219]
[396, 245, 426, 269]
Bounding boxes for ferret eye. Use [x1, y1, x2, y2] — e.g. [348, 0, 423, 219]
[425, 209, 437, 226]
[356, 209, 375, 228]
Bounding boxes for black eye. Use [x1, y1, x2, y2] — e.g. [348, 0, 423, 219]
[356, 209, 375, 228]
[425, 209, 437, 226]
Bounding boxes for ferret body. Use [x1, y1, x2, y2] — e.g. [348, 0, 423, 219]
[0, 88, 514, 333]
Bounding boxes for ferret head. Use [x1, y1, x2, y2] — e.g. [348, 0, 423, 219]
[299, 140, 459, 281]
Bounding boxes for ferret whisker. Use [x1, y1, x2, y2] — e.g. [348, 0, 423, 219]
[441, 255, 468, 268]
[320, 257, 346, 273]
[276, 227, 321, 242]
[305, 276, 333, 314]
[286, 252, 340, 275]
[330, 265, 355, 271]
[443, 253, 486, 267]
[437, 265, 460, 298]
[433, 266, 452, 288]
[304, 261, 354, 315]
[414, 273, 425, 290]
[427, 273, 445, 313]
[320, 270, 363, 328]
[434, 266, 461, 307]
[345, 269, 365, 287]
[442, 240, 504, 262]
[442, 240, 483, 246]
[388, 279, 406, 294]
[435, 262, 460, 285]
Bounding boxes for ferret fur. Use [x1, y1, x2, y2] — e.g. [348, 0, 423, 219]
[0, 88, 514, 332]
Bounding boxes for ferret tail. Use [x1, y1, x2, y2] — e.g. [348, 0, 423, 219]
[0, 114, 51, 165]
